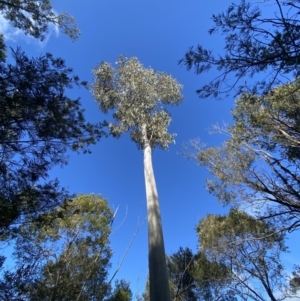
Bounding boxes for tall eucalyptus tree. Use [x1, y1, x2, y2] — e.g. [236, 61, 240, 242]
[91, 56, 183, 301]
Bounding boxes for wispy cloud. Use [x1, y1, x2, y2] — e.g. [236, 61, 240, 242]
[0, 12, 60, 48]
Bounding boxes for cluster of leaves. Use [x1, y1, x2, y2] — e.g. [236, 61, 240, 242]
[197, 210, 293, 301]
[180, 0, 300, 98]
[194, 80, 300, 233]
[0, 194, 116, 300]
[0, 45, 106, 237]
[167, 247, 234, 301]
[142, 247, 235, 301]
[290, 267, 300, 294]
[109, 280, 133, 301]
[91, 56, 183, 150]
[0, 0, 105, 238]
[0, 0, 80, 41]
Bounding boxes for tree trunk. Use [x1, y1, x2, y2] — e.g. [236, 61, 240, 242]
[143, 131, 171, 301]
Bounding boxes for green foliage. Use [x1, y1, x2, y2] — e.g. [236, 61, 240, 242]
[91, 56, 183, 150]
[197, 209, 284, 253]
[231, 82, 300, 161]
[167, 247, 235, 301]
[109, 280, 133, 301]
[192, 253, 235, 301]
[197, 210, 290, 301]
[290, 266, 300, 294]
[180, 0, 300, 98]
[167, 247, 198, 301]
[195, 81, 300, 232]
[141, 247, 235, 301]
[0, 194, 113, 300]
[0, 48, 105, 237]
[0, 0, 80, 40]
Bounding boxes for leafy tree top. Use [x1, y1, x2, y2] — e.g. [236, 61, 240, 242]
[197, 209, 285, 254]
[109, 280, 133, 301]
[231, 80, 300, 161]
[31, 194, 113, 242]
[193, 80, 300, 233]
[197, 210, 290, 301]
[290, 267, 300, 295]
[180, 0, 300, 98]
[91, 56, 183, 150]
[5, 194, 113, 300]
[142, 247, 235, 301]
[0, 0, 80, 40]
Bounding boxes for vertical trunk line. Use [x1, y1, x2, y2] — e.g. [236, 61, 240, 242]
[143, 125, 171, 301]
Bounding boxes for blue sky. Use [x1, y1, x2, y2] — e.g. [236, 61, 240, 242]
[1, 0, 299, 298]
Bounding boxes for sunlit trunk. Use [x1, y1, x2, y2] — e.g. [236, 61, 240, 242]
[143, 126, 171, 301]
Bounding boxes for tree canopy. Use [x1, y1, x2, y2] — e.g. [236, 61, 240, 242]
[91, 55, 183, 150]
[142, 247, 235, 301]
[192, 80, 300, 233]
[197, 209, 291, 301]
[180, 0, 300, 98]
[167, 247, 234, 301]
[0, 0, 80, 40]
[167, 247, 198, 301]
[290, 267, 300, 295]
[0, 47, 105, 238]
[109, 280, 133, 301]
[0, 194, 113, 301]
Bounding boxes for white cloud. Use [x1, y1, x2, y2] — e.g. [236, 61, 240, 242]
[0, 12, 60, 48]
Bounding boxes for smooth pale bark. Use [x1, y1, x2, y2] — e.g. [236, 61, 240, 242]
[143, 139, 171, 301]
